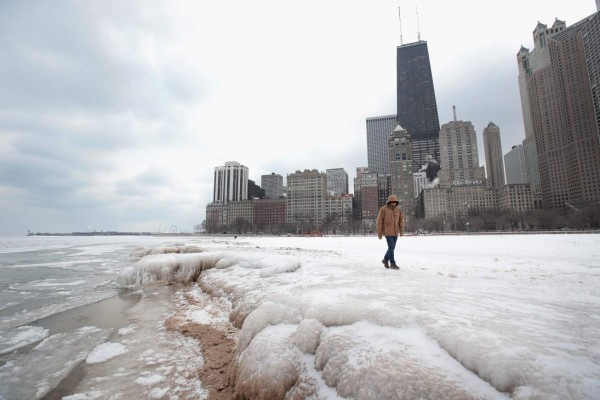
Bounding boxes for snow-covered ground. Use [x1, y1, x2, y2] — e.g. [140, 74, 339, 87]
[1, 234, 598, 399]
[113, 233, 600, 399]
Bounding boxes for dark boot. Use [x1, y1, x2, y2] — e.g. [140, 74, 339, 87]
[382, 259, 389, 269]
[390, 263, 399, 270]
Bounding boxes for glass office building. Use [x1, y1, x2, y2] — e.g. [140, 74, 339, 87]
[396, 41, 441, 174]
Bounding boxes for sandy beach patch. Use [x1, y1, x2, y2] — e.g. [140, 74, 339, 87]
[166, 286, 238, 400]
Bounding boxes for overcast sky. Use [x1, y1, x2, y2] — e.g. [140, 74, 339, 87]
[0, 0, 596, 235]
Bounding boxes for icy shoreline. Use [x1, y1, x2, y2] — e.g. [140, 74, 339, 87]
[110, 235, 600, 399]
[4, 234, 596, 399]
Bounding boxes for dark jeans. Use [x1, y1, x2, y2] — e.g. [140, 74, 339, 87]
[383, 235, 398, 264]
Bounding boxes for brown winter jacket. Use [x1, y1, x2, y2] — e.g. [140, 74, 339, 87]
[376, 195, 404, 238]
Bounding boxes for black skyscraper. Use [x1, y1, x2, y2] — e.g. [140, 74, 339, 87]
[396, 41, 440, 175]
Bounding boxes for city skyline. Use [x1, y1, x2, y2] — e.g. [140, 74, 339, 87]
[0, 0, 596, 234]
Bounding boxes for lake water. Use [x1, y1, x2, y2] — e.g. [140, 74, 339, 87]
[0, 235, 208, 400]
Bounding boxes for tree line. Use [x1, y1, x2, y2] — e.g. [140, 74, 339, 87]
[197, 208, 600, 235]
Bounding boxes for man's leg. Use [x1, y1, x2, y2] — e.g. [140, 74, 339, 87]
[382, 239, 390, 268]
[386, 236, 398, 268]
[385, 236, 397, 262]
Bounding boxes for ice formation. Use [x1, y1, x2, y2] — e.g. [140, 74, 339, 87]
[0, 326, 111, 399]
[86, 342, 128, 364]
[0, 325, 49, 355]
[113, 235, 600, 399]
[116, 252, 236, 287]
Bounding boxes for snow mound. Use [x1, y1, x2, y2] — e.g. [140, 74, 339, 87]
[314, 321, 505, 399]
[230, 300, 506, 399]
[259, 261, 301, 277]
[117, 250, 302, 288]
[237, 298, 303, 352]
[233, 324, 303, 400]
[116, 252, 236, 287]
[291, 318, 324, 355]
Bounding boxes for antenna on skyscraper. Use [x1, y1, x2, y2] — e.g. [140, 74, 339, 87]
[397, 0, 404, 45]
[453, 105, 457, 121]
[416, 5, 421, 41]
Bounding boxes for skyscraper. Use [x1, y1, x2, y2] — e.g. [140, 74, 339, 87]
[388, 125, 414, 216]
[357, 171, 379, 220]
[261, 173, 283, 199]
[247, 180, 265, 199]
[366, 115, 396, 175]
[438, 120, 485, 186]
[287, 169, 327, 231]
[517, 19, 566, 195]
[325, 168, 349, 195]
[504, 145, 528, 184]
[353, 167, 369, 220]
[483, 122, 506, 189]
[213, 161, 248, 203]
[524, 11, 600, 211]
[396, 41, 441, 175]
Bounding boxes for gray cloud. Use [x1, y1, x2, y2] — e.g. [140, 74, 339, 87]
[0, 0, 592, 235]
[0, 1, 207, 114]
[115, 169, 171, 197]
[0, 0, 210, 232]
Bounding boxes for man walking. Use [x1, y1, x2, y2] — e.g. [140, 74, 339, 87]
[376, 195, 404, 269]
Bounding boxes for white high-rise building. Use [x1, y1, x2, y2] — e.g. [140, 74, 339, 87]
[366, 115, 396, 175]
[413, 171, 428, 198]
[213, 161, 248, 203]
[326, 168, 349, 195]
[261, 173, 283, 199]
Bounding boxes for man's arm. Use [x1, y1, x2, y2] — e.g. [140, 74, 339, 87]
[376, 208, 384, 239]
[398, 210, 404, 237]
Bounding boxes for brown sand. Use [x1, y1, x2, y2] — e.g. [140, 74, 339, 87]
[165, 288, 238, 400]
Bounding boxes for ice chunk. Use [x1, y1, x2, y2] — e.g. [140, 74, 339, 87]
[135, 373, 164, 385]
[149, 387, 169, 398]
[86, 342, 128, 364]
[63, 390, 106, 400]
[187, 309, 213, 324]
[0, 325, 49, 355]
[118, 324, 137, 335]
[0, 326, 111, 400]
